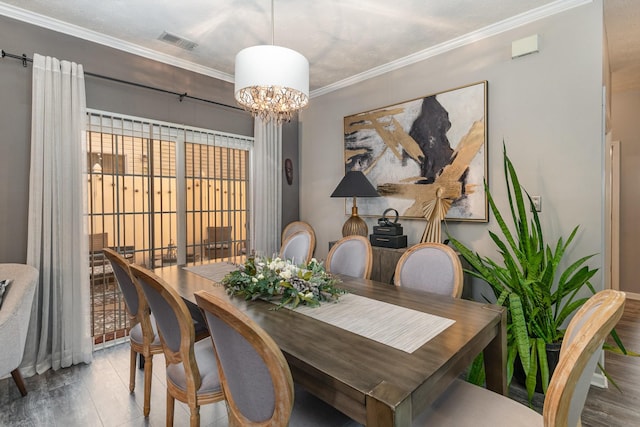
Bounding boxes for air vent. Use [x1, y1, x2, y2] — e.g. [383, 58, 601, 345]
[158, 31, 198, 51]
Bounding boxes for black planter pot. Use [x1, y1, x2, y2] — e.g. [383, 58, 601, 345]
[513, 342, 562, 393]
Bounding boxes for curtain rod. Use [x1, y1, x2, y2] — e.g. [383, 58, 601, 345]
[1, 49, 243, 112]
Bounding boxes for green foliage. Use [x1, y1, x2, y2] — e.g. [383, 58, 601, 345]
[222, 256, 346, 309]
[449, 144, 599, 402]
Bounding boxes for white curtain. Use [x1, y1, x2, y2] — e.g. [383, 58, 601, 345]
[22, 54, 93, 376]
[252, 118, 282, 257]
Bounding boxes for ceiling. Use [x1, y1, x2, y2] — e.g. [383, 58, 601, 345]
[0, 0, 637, 95]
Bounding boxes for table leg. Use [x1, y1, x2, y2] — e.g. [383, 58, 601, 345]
[482, 305, 507, 395]
[367, 381, 411, 427]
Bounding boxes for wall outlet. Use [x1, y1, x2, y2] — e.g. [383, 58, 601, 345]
[531, 195, 542, 212]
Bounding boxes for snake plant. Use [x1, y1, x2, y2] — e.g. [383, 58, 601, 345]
[449, 144, 610, 403]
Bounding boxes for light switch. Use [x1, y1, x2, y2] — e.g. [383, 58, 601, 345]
[531, 196, 542, 212]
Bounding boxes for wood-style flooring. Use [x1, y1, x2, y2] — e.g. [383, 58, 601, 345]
[1, 299, 639, 426]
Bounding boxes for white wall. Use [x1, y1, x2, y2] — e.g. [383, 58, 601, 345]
[614, 89, 640, 295]
[300, 2, 605, 293]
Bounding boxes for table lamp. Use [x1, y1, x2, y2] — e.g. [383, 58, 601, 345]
[330, 170, 379, 237]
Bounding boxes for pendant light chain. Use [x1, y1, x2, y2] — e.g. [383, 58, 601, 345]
[271, 0, 275, 46]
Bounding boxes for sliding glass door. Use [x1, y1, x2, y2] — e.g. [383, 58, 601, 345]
[86, 111, 252, 344]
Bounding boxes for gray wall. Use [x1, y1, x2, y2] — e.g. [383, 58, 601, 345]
[613, 89, 640, 295]
[0, 15, 299, 263]
[300, 2, 606, 294]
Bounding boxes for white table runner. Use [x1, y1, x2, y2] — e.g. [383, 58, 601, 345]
[293, 293, 454, 353]
[184, 263, 455, 353]
[184, 262, 239, 283]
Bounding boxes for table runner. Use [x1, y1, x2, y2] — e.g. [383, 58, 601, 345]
[184, 263, 455, 353]
[184, 262, 239, 283]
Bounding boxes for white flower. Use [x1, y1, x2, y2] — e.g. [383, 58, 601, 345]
[251, 277, 258, 283]
[280, 270, 292, 280]
[257, 273, 264, 280]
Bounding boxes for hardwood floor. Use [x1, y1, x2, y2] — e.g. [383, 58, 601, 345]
[0, 344, 228, 426]
[1, 298, 639, 426]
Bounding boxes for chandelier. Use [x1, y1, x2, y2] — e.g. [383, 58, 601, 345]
[234, 0, 309, 123]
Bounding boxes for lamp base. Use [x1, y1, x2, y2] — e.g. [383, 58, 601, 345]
[342, 212, 368, 237]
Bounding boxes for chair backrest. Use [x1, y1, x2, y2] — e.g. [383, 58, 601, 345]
[394, 242, 463, 298]
[279, 230, 315, 265]
[102, 248, 156, 340]
[282, 221, 315, 245]
[325, 235, 373, 279]
[207, 226, 232, 245]
[194, 290, 294, 427]
[543, 289, 625, 427]
[90, 232, 108, 252]
[128, 264, 201, 386]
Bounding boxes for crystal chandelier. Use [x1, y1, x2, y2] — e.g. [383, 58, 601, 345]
[234, 0, 309, 123]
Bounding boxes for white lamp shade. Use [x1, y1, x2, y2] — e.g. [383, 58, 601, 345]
[234, 45, 309, 99]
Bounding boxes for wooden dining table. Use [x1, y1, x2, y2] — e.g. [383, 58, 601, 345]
[153, 263, 506, 427]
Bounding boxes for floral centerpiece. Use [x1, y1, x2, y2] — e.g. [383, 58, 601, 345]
[221, 256, 346, 309]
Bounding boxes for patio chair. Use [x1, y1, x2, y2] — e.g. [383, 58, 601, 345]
[204, 226, 232, 259]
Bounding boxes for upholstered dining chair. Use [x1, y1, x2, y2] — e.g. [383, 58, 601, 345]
[279, 230, 315, 265]
[194, 290, 362, 427]
[128, 264, 224, 427]
[326, 235, 373, 279]
[412, 289, 625, 426]
[282, 221, 316, 248]
[394, 242, 463, 298]
[102, 248, 163, 417]
[0, 263, 38, 397]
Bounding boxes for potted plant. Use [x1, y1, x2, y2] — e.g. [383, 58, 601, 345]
[449, 145, 628, 403]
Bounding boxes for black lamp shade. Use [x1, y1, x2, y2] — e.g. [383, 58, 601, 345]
[330, 171, 379, 198]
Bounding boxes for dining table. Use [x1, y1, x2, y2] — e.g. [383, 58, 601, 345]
[153, 262, 506, 427]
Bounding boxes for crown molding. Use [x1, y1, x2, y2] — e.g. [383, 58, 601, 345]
[1, 0, 591, 96]
[310, 0, 592, 97]
[0, 3, 235, 83]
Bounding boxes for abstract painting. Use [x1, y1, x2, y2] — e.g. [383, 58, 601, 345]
[343, 81, 488, 221]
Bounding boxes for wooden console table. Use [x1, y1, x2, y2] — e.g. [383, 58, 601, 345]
[370, 246, 407, 284]
[329, 241, 406, 284]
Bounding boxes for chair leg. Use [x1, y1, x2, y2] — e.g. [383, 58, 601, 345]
[129, 347, 137, 393]
[166, 391, 175, 427]
[143, 354, 153, 417]
[189, 404, 200, 427]
[11, 368, 28, 397]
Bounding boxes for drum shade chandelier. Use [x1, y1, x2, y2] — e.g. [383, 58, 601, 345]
[234, 0, 309, 123]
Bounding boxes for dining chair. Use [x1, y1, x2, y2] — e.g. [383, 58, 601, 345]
[412, 289, 625, 426]
[282, 220, 316, 242]
[102, 249, 163, 417]
[325, 235, 373, 279]
[394, 242, 463, 298]
[128, 264, 224, 427]
[194, 290, 362, 427]
[279, 229, 315, 265]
